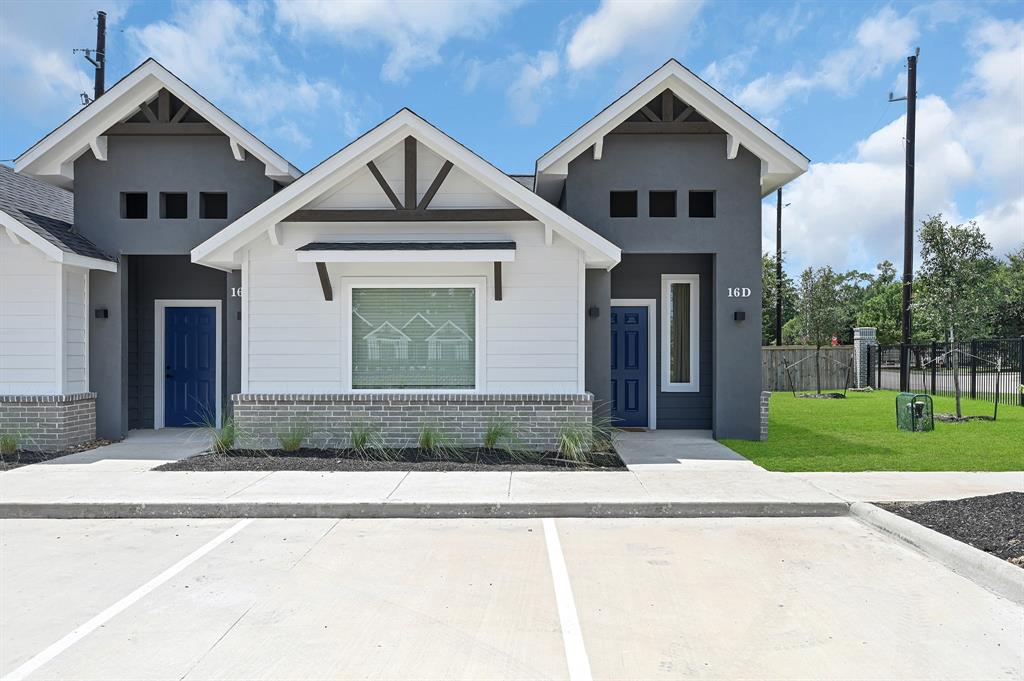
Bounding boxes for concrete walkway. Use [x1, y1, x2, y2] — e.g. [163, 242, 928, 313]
[796, 471, 1024, 501]
[1, 429, 1021, 517]
[615, 429, 762, 471]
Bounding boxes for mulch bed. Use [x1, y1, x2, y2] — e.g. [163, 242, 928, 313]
[935, 413, 994, 423]
[879, 492, 1024, 568]
[158, 447, 626, 472]
[797, 392, 846, 399]
[0, 439, 115, 471]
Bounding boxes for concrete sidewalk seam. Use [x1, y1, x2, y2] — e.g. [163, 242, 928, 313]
[0, 500, 850, 520]
[850, 502, 1024, 607]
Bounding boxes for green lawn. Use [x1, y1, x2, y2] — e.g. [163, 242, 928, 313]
[722, 390, 1024, 472]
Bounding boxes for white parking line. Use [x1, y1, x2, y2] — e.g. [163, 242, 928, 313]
[1, 518, 254, 681]
[543, 518, 593, 681]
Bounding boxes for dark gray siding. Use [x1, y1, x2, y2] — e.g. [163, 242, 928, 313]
[73, 134, 274, 255]
[77, 133, 274, 438]
[611, 254, 713, 429]
[584, 269, 611, 409]
[564, 132, 762, 438]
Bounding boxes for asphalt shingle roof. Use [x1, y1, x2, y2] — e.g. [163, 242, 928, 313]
[0, 165, 114, 262]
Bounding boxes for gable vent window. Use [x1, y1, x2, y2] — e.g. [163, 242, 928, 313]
[610, 190, 638, 218]
[200, 192, 228, 219]
[649, 190, 676, 218]
[688, 190, 716, 218]
[160, 192, 188, 219]
[121, 192, 148, 219]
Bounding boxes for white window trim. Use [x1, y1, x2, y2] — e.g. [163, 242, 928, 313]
[660, 274, 700, 393]
[341, 276, 486, 393]
[154, 299, 223, 429]
[610, 299, 657, 430]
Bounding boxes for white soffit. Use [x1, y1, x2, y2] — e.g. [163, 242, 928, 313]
[535, 59, 809, 197]
[191, 109, 621, 269]
[14, 59, 301, 189]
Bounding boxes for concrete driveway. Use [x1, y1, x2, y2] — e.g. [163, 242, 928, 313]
[1, 517, 1021, 680]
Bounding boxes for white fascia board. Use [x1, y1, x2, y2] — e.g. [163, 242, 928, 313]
[15, 60, 300, 187]
[535, 61, 809, 192]
[296, 249, 516, 263]
[192, 110, 622, 269]
[0, 211, 117, 271]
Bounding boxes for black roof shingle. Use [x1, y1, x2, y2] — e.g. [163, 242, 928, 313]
[0, 165, 114, 262]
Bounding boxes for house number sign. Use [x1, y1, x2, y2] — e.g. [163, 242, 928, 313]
[231, 287, 244, 297]
[726, 287, 752, 298]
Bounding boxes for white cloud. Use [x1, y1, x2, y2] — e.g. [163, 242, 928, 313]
[0, 1, 131, 125]
[566, 0, 704, 71]
[765, 96, 973, 272]
[126, 0, 358, 162]
[737, 7, 918, 115]
[767, 19, 1024, 273]
[507, 52, 560, 125]
[274, 0, 519, 83]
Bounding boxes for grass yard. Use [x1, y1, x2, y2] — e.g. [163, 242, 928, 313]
[722, 390, 1024, 472]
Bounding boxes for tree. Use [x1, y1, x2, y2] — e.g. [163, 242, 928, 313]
[915, 215, 998, 417]
[857, 281, 902, 344]
[761, 252, 798, 345]
[797, 266, 845, 393]
[988, 247, 1024, 338]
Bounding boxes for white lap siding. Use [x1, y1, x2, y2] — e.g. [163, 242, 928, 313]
[0, 238, 59, 394]
[62, 267, 89, 393]
[242, 221, 584, 394]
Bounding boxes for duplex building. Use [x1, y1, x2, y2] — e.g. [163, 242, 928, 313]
[1, 58, 807, 451]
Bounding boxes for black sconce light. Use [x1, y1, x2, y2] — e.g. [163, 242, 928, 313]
[587, 306, 600, 318]
[734, 310, 746, 322]
[94, 308, 109, 319]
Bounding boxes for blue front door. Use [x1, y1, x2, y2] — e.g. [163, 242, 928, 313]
[164, 307, 216, 427]
[610, 306, 648, 428]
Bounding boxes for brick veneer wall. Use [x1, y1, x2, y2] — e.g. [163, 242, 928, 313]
[231, 393, 594, 451]
[0, 393, 97, 452]
[759, 391, 770, 441]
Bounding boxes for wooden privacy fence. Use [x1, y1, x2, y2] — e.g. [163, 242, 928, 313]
[762, 346, 854, 392]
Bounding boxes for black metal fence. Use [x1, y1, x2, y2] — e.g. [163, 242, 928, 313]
[867, 337, 1024, 406]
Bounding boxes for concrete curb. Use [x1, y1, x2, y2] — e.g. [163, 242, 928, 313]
[850, 502, 1024, 607]
[0, 500, 850, 520]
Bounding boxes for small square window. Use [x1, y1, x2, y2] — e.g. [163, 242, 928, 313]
[689, 191, 715, 218]
[610, 190, 637, 218]
[200, 192, 228, 219]
[121, 192, 147, 219]
[649, 190, 676, 217]
[160, 192, 188, 219]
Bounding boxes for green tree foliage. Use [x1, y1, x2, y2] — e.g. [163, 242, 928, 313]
[761, 252, 798, 345]
[988, 246, 1024, 338]
[797, 266, 846, 393]
[915, 215, 998, 417]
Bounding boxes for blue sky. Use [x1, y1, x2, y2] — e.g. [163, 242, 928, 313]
[1, 0, 1021, 275]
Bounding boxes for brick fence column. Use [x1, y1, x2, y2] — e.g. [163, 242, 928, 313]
[759, 391, 770, 441]
[853, 327, 877, 389]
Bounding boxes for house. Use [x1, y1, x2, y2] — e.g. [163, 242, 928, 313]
[1, 58, 807, 451]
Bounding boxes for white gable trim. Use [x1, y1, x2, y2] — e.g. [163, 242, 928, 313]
[191, 110, 621, 269]
[0, 211, 117, 272]
[15, 59, 300, 189]
[535, 60, 809, 196]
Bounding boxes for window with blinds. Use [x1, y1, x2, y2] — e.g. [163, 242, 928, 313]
[661, 274, 700, 392]
[351, 287, 476, 389]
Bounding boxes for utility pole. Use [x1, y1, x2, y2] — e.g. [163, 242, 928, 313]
[890, 48, 918, 392]
[74, 10, 106, 105]
[775, 188, 784, 346]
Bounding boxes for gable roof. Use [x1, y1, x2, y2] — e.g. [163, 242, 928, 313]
[191, 109, 621, 269]
[0, 165, 116, 270]
[535, 59, 809, 198]
[14, 59, 301, 189]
